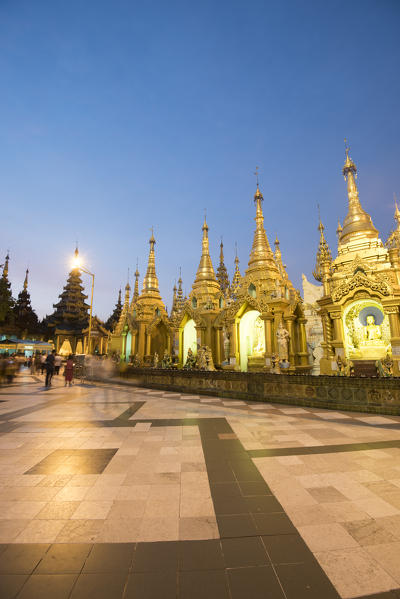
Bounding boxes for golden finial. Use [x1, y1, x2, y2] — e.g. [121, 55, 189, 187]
[125, 268, 131, 291]
[336, 219, 343, 237]
[254, 166, 259, 188]
[23, 268, 29, 290]
[343, 138, 356, 176]
[203, 208, 208, 230]
[317, 204, 324, 232]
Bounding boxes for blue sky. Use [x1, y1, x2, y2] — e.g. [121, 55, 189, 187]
[1, 0, 399, 319]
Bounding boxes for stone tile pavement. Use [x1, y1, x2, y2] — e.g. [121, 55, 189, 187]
[0, 370, 400, 597]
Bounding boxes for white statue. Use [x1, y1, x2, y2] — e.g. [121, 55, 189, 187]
[276, 321, 290, 361]
[153, 352, 159, 368]
[253, 317, 265, 355]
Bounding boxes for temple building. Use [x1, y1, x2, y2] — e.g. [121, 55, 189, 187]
[109, 232, 171, 363]
[213, 184, 308, 372]
[312, 146, 400, 375]
[111, 183, 309, 372]
[45, 248, 109, 355]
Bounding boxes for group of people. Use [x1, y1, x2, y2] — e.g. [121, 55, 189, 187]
[37, 350, 75, 387]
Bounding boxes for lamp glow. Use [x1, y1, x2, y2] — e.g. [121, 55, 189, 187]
[72, 248, 82, 270]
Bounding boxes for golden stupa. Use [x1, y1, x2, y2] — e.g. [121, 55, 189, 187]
[314, 144, 400, 374]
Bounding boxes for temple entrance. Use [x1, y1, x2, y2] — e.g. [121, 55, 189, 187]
[151, 322, 169, 358]
[239, 310, 265, 371]
[343, 299, 391, 360]
[183, 319, 197, 364]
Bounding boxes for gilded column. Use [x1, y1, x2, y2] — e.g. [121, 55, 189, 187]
[137, 323, 146, 356]
[385, 307, 400, 341]
[325, 315, 334, 357]
[330, 311, 344, 353]
[297, 317, 309, 366]
[284, 316, 296, 366]
[215, 327, 222, 365]
[231, 320, 239, 366]
[261, 314, 273, 355]
[145, 333, 151, 356]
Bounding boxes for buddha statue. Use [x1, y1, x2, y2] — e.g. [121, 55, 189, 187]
[363, 314, 382, 343]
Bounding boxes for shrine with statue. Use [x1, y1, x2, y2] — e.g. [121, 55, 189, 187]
[311, 144, 400, 375]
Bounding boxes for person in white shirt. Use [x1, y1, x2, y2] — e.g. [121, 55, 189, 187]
[54, 354, 63, 375]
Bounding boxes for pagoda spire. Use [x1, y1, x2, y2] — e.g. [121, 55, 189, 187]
[114, 280, 131, 334]
[336, 219, 343, 239]
[194, 215, 218, 285]
[105, 288, 122, 331]
[2, 252, 9, 279]
[123, 280, 130, 306]
[133, 260, 140, 301]
[0, 252, 14, 324]
[231, 244, 242, 298]
[339, 141, 378, 245]
[274, 236, 287, 279]
[386, 195, 400, 251]
[216, 238, 230, 295]
[313, 217, 332, 284]
[141, 229, 161, 298]
[177, 268, 184, 311]
[170, 281, 178, 317]
[246, 183, 279, 277]
[14, 268, 38, 334]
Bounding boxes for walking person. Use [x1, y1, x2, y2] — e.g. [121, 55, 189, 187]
[64, 355, 74, 387]
[45, 350, 56, 387]
[40, 353, 47, 375]
[54, 354, 62, 375]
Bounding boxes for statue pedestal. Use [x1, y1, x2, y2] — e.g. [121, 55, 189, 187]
[247, 355, 265, 372]
[350, 342, 387, 360]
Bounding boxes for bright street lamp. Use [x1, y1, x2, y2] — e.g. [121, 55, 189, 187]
[72, 249, 95, 355]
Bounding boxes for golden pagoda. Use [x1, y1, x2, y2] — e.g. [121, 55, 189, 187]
[314, 145, 400, 374]
[213, 181, 308, 371]
[110, 231, 171, 363]
[174, 216, 224, 367]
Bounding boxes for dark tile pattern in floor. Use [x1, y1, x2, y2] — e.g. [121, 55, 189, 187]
[24, 449, 118, 475]
[2, 384, 400, 598]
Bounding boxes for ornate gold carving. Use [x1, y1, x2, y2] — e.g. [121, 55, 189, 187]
[332, 271, 390, 302]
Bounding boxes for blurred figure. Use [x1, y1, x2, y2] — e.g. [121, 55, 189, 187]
[40, 353, 46, 374]
[54, 353, 62, 375]
[34, 352, 41, 374]
[64, 354, 74, 386]
[5, 355, 17, 384]
[45, 350, 56, 387]
[0, 354, 6, 385]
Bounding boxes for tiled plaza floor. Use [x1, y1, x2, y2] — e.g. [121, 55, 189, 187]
[1, 371, 400, 598]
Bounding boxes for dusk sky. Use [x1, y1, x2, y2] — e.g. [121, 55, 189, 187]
[1, 0, 399, 320]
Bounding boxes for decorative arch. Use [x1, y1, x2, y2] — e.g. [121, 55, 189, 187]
[146, 313, 172, 336]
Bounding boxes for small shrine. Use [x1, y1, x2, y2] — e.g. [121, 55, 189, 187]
[313, 145, 400, 375]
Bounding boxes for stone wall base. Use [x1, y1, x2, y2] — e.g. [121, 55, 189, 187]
[112, 368, 400, 416]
